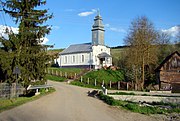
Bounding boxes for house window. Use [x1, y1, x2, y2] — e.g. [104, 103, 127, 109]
[82, 55, 84, 62]
[65, 56, 67, 63]
[72, 56, 75, 63]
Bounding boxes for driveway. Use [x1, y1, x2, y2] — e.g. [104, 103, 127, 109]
[0, 81, 162, 121]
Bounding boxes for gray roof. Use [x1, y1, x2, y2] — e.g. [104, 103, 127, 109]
[60, 43, 92, 55]
[97, 52, 111, 58]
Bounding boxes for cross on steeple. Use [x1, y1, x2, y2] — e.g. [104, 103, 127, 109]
[97, 8, 100, 16]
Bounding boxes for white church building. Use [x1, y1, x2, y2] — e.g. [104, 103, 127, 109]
[56, 12, 112, 69]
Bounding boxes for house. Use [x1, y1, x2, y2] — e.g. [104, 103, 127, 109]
[56, 12, 112, 69]
[155, 51, 180, 93]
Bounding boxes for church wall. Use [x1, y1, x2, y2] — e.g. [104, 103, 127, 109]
[92, 45, 112, 69]
[58, 52, 93, 68]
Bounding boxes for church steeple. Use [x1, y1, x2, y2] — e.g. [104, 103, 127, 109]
[91, 10, 105, 46]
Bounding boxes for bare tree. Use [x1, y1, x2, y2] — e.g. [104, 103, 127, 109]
[124, 16, 158, 90]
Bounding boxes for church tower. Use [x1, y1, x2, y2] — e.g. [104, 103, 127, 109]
[92, 10, 105, 46]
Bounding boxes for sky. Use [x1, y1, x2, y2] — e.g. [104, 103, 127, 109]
[0, 0, 180, 49]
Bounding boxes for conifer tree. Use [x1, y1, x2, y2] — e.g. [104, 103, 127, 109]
[0, 0, 52, 87]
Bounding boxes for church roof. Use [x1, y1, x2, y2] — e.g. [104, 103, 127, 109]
[60, 43, 92, 55]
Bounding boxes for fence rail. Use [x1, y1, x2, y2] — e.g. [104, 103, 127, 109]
[46, 68, 147, 90]
[45, 68, 90, 79]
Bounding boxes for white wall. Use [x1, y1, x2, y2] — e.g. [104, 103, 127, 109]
[92, 45, 112, 69]
[58, 52, 92, 67]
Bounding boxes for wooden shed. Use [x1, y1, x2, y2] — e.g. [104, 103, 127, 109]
[155, 51, 180, 93]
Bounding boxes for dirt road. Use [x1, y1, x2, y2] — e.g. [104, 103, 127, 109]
[0, 81, 162, 121]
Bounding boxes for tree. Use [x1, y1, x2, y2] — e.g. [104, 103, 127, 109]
[124, 16, 158, 90]
[0, 0, 52, 87]
[156, 32, 172, 64]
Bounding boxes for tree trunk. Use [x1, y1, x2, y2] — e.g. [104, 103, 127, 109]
[142, 55, 145, 90]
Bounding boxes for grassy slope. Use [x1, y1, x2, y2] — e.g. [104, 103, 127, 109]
[49, 67, 83, 74]
[82, 69, 124, 82]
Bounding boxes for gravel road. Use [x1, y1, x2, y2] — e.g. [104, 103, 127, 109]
[0, 81, 162, 121]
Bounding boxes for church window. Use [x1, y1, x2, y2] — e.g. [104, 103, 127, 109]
[82, 55, 84, 62]
[72, 56, 75, 63]
[65, 56, 67, 63]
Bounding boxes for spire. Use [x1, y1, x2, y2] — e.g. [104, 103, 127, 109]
[91, 10, 105, 46]
[97, 8, 100, 16]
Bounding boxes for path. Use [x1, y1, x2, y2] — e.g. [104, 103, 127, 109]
[0, 81, 162, 121]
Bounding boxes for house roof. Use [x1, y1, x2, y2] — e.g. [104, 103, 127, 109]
[60, 43, 92, 55]
[155, 51, 180, 71]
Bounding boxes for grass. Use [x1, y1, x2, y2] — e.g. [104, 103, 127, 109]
[79, 69, 124, 83]
[108, 92, 135, 95]
[46, 74, 67, 82]
[71, 81, 102, 89]
[71, 69, 124, 89]
[48, 67, 83, 75]
[0, 88, 55, 113]
[98, 92, 180, 115]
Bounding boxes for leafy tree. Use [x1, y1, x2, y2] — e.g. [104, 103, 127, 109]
[124, 16, 158, 90]
[0, 0, 52, 87]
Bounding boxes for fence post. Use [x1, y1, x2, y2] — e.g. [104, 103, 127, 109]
[56, 70, 58, 76]
[94, 79, 96, 86]
[74, 73, 76, 79]
[51, 69, 53, 75]
[127, 83, 129, 90]
[48, 69, 50, 74]
[109, 81, 111, 89]
[81, 76, 83, 82]
[102, 80, 104, 86]
[65, 72, 67, 78]
[87, 78, 89, 84]
[118, 81, 120, 90]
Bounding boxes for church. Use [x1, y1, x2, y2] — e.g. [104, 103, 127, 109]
[56, 12, 112, 69]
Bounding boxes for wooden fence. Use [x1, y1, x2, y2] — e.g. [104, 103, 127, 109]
[46, 68, 137, 90]
[45, 68, 90, 79]
[78, 76, 134, 90]
[0, 83, 24, 99]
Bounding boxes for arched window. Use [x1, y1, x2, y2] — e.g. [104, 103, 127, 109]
[82, 55, 84, 62]
[72, 56, 75, 63]
[65, 56, 67, 63]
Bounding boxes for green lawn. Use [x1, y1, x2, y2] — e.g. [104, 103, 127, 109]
[0, 88, 55, 113]
[48, 67, 83, 74]
[46, 74, 67, 82]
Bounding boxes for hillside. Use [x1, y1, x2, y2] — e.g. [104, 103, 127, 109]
[78, 69, 125, 84]
[110, 46, 128, 66]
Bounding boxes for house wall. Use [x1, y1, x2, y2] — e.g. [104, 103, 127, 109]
[158, 53, 180, 92]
